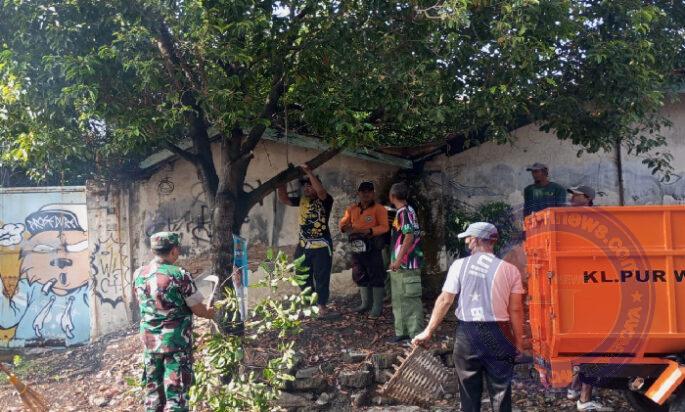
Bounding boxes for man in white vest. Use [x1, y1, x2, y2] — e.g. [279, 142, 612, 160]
[412, 222, 525, 412]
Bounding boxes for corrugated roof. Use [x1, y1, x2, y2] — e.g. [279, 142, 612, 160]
[140, 129, 414, 170]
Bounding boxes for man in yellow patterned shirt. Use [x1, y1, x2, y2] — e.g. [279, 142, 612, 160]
[278, 164, 334, 317]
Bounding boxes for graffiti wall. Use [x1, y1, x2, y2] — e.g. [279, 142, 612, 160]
[126, 138, 401, 300]
[86, 182, 135, 337]
[0, 187, 90, 347]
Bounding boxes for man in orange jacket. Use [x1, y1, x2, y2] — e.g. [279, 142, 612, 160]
[339, 181, 389, 318]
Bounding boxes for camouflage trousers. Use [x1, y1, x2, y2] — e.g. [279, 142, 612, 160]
[142, 350, 193, 412]
[390, 269, 424, 338]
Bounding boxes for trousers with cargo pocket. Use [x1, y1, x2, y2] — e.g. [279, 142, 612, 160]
[142, 350, 193, 412]
[390, 269, 424, 337]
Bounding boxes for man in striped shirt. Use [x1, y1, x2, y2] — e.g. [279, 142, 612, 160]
[388, 182, 424, 344]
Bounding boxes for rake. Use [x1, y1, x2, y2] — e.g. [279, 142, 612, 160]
[0, 362, 50, 412]
[380, 345, 456, 406]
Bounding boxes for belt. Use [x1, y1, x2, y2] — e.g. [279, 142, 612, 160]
[299, 238, 332, 254]
[456, 319, 511, 325]
[456, 320, 515, 343]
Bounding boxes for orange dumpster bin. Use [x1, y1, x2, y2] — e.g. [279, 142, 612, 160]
[525, 206, 685, 411]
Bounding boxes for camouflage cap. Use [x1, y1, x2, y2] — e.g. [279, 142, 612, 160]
[150, 231, 181, 250]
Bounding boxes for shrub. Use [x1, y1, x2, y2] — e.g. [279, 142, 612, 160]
[190, 250, 316, 411]
[445, 201, 521, 257]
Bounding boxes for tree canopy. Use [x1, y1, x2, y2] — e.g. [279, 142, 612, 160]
[1, 0, 683, 183]
[1, 0, 684, 278]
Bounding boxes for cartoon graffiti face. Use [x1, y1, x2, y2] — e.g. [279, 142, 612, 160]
[20, 230, 89, 296]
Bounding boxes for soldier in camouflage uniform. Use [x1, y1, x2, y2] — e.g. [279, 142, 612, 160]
[134, 232, 215, 412]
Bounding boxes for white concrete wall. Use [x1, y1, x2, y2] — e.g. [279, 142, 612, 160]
[621, 100, 685, 205]
[421, 99, 685, 278]
[426, 99, 685, 213]
[86, 182, 135, 339]
[81, 140, 401, 339]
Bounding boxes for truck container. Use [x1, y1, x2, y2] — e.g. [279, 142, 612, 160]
[525, 206, 685, 411]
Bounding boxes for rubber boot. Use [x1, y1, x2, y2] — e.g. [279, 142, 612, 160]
[355, 287, 371, 313]
[369, 287, 385, 318]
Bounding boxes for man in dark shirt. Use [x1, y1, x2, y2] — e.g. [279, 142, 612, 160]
[523, 163, 566, 217]
[277, 164, 334, 317]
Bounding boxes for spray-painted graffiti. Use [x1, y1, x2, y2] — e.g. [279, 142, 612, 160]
[90, 233, 130, 308]
[0, 198, 90, 347]
[143, 179, 211, 246]
[144, 209, 211, 244]
[192, 205, 211, 242]
[157, 177, 175, 195]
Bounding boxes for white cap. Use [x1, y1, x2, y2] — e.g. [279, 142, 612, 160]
[526, 162, 548, 171]
[457, 222, 498, 240]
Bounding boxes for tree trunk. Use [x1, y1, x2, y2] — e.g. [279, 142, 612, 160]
[210, 192, 236, 300]
[206, 146, 341, 301]
[615, 137, 625, 206]
[209, 190, 249, 335]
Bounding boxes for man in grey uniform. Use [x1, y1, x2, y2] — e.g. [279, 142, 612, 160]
[412, 222, 525, 412]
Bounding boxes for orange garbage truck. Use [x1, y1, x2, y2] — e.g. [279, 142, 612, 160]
[525, 206, 685, 411]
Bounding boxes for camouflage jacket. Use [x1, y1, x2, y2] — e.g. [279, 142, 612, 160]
[134, 257, 204, 353]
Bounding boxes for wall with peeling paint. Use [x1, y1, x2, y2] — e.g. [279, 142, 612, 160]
[127, 139, 401, 271]
[425, 99, 685, 213]
[423, 98, 685, 277]
[86, 183, 135, 339]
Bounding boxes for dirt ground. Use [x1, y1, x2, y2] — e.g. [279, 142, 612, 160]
[0, 295, 632, 411]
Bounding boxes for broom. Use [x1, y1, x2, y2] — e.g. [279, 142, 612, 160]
[0, 362, 50, 412]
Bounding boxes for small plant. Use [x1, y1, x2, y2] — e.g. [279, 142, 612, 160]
[122, 373, 145, 400]
[445, 201, 522, 257]
[189, 250, 317, 411]
[124, 376, 140, 388]
[0, 355, 27, 384]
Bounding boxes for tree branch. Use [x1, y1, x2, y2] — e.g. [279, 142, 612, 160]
[164, 141, 200, 164]
[240, 72, 286, 155]
[245, 146, 342, 210]
[240, 3, 315, 156]
[152, 16, 219, 204]
[156, 21, 202, 91]
[218, 60, 244, 78]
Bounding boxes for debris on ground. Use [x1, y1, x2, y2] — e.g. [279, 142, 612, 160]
[0, 295, 631, 411]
